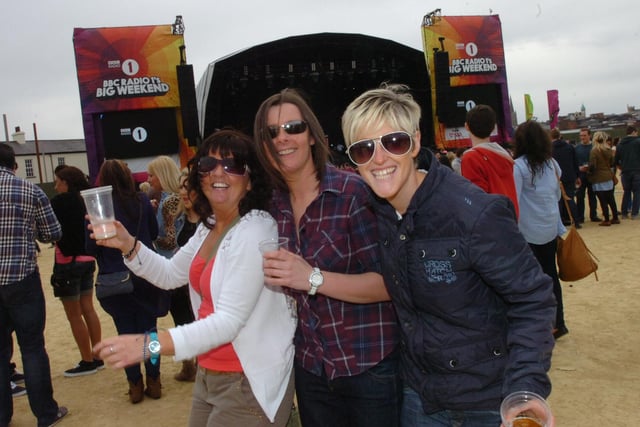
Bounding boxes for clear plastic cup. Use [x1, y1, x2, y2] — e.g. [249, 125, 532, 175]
[80, 185, 116, 240]
[500, 391, 552, 427]
[259, 237, 289, 254]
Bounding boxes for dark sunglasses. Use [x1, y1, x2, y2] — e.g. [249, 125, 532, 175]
[267, 120, 308, 139]
[197, 156, 247, 177]
[346, 131, 413, 166]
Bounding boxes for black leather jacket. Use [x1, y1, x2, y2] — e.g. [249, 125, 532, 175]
[373, 152, 555, 414]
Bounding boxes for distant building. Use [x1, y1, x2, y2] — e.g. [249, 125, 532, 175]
[4, 127, 88, 184]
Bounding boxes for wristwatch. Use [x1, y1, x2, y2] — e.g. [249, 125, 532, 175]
[148, 331, 161, 365]
[308, 267, 324, 295]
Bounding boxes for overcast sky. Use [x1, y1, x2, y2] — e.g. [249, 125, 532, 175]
[1, 0, 638, 141]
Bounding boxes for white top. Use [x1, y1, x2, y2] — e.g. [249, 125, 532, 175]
[514, 158, 566, 244]
[125, 209, 296, 422]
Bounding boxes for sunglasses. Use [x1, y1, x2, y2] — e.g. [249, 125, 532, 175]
[346, 131, 413, 165]
[197, 156, 247, 177]
[267, 120, 308, 139]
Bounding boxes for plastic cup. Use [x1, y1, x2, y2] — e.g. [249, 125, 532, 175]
[500, 391, 552, 427]
[80, 185, 117, 240]
[259, 237, 289, 254]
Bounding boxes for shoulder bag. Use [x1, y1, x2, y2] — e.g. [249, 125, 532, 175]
[554, 168, 599, 281]
[95, 202, 142, 299]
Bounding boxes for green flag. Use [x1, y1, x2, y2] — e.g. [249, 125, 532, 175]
[524, 94, 534, 121]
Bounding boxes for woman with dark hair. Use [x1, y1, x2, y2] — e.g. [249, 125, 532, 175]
[51, 165, 103, 377]
[254, 89, 401, 427]
[513, 120, 569, 339]
[92, 130, 296, 426]
[85, 159, 167, 403]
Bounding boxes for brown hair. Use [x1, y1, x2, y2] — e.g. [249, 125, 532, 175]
[253, 88, 329, 192]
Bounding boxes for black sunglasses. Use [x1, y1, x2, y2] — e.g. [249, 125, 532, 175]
[267, 120, 308, 139]
[197, 156, 247, 177]
[346, 131, 413, 166]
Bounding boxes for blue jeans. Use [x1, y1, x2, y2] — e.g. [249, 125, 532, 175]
[0, 270, 60, 427]
[402, 387, 501, 427]
[620, 171, 640, 216]
[295, 350, 401, 427]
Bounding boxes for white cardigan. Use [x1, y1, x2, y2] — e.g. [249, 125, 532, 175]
[125, 209, 296, 421]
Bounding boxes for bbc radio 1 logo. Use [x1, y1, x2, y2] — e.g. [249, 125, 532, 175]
[119, 126, 149, 143]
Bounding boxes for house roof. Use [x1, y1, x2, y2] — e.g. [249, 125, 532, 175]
[4, 139, 86, 156]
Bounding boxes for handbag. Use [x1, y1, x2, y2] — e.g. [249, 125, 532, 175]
[95, 201, 142, 299]
[95, 270, 134, 298]
[555, 169, 599, 281]
[50, 257, 81, 298]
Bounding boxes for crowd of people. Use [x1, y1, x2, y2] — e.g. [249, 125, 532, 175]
[7, 84, 640, 426]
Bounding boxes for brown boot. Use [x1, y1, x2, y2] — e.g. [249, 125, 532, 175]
[144, 375, 162, 399]
[128, 378, 144, 404]
[174, 360, 196, 382]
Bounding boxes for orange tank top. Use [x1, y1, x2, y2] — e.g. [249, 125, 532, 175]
[189, 254, 242, 372]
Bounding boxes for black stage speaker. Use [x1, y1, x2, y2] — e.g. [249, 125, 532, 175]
[434, 50, 452, 124]
[97, 108, 179, 159]
[177, 64, 200, 147]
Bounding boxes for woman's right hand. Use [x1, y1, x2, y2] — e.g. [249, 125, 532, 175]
[86, 216, 135, 253]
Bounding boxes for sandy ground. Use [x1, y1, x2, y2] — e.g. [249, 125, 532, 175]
[10, 190, 640, 426]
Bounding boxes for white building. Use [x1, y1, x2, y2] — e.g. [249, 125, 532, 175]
[4, 128, 88, 184]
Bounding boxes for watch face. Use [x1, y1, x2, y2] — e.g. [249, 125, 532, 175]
[148, 340, 161, 354]
[310, 272, 323, 286]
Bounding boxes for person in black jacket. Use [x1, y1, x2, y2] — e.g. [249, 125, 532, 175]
[51, 165, 104, 377]
[614, 125, 640, 218]
[551, 128, 581, 228]
[341, 84, 556, 427]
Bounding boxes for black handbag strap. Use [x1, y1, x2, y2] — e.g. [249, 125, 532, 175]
[134, 200, 143, 238]
[553, 163, 574, 226]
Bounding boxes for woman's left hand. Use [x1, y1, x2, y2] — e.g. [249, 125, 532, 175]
[262, 249, 313, 292]
[94, 335, 147, 369]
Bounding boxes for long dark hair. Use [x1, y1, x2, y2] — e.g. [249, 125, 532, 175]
[253, 88, 329, 191]
[55, 165, 90, 193]
[187, 129, 272, 228]
[513, 121, 552, 183]
[95, 159, 142, 221]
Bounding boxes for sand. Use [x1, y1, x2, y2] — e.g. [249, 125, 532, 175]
[10, 191, 640, 426]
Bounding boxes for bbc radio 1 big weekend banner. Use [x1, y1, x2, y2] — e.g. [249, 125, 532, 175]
[73, 24, 183, 113]
[422, 14, 512, 148]
[73, 24, 189, 180]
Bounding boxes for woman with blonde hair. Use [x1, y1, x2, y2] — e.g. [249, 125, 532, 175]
[588, 131, 619, 226]
[147, 155, 183, 258]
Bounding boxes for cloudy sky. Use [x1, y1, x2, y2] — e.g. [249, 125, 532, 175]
[1, 0, 638, 141]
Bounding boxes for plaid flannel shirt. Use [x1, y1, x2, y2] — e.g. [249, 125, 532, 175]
[271, 165, 399, 380]
[0, 167, 61, 285]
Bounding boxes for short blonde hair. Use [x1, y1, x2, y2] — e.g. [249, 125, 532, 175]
[341, 83, 421, 146]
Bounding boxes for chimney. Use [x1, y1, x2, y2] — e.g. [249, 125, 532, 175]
[11, 126, 26, 144]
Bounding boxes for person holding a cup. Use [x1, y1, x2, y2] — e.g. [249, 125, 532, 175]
[92, 130, 297, 426]
[254, 89, 401, 427]
[341, 84, 556, 427]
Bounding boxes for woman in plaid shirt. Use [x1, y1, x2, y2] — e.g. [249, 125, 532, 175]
[255, 89, 401, 427]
